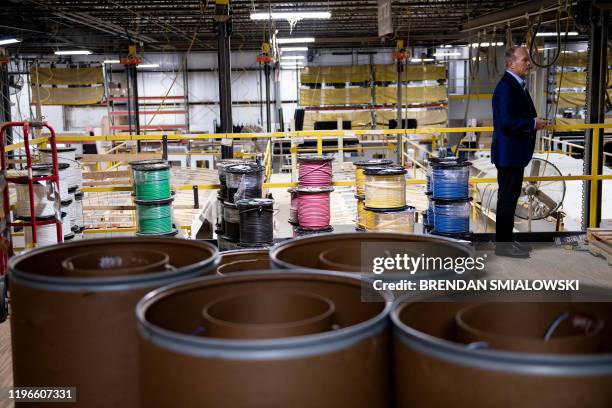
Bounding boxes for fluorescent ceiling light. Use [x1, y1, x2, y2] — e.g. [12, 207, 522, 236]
[410, 58, 434, 63]
[277, 37, 315, 44]
[137, 63, 160, 68]
[251, 11, 330, 20]
[281, 55, 305, 60]
[0, 38, 21, 46]
[536, 31, 578, 37]
[280, 46, 308, 52]
[443, 44, 452, 48]
[54, 50, 92, 55]
[471, 42, 504, 48]
[433, 52, 461, 57]
[103, 59, 120, 64]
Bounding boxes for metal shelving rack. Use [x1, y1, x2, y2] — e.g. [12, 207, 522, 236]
[0, 121, 63, 253]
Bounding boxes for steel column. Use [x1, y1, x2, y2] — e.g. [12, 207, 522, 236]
[582, 6, 608, 229]
[215, 0, 233, 159]
[125, 63, 141, 151]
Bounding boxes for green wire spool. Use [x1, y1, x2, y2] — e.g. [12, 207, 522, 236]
[132, 162, 171, 201]
[135, 196, 176, 236]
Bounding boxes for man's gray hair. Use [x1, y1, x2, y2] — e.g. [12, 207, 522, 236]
[505, 46, 522, 67]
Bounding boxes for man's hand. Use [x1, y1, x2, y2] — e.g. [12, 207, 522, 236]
[535, 117, 548, 130]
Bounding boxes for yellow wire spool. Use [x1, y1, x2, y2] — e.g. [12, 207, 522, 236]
[353, 159, 393, 196]
[364, 206, 415, 233]
[364, 167, 407, 209]
[356, 196, 367, 229]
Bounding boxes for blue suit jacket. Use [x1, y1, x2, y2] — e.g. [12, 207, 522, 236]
[491, 72, 537, 168]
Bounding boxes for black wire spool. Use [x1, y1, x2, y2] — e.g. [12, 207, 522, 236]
[237, 198, 274, 246]
[223, 201, 240, 242]
[217, 159, 248, 201]
[226, 163, 264, 204]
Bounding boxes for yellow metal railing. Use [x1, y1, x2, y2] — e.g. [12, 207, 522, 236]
[41, 123, 612, 229]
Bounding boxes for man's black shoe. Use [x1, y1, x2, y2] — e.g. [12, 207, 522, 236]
[514, 241, 533, 251]
[495, 243, 530, 258]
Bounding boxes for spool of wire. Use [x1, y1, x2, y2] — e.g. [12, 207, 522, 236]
[218, 235, 241, 252]
[363, 166, 407, 210]
[39, 147, 80, 190]
[18, 212, 66, 247]
[431, 160, 471, 200]
[298, 155, 334, 187]
[293, 225, 334, 238]
[15, 181, 55, 219]
[297, 186, 334, 230]
[355, 194, 367, 230]
[222, 201, 240, 242]
[217, 159, 248, 201]
[226, 163, 264, 204]
[237, 198, 274, 247]
[288, 188, 299, 225]
[365, 206, 415, 234]
[60, 202, 75, 241]
[216, 193, 225, 235]
[31, 163, 70, 201]
[353, 159, 393, 196]
[134, 196, 176, 236]
[432, 197, 472, 236]
[132, 162, 172, 201]
[424, 192, 435, 229]
[73, 190, 84, 232]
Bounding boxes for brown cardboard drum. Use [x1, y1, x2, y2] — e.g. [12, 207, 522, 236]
[62, 248, 170, 276]
[137, 271, 392, 407]
[9, 237, 218, 408]
[392, 299, 612, 408]
[216, 249, 270, 275]
[217, 258, 271, 275]
[455, 303, 604, 354]
[202, 291, 335, 339]
[271, 232, 473, 275]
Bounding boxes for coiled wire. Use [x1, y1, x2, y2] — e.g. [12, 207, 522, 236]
[226, 164, 264, 203]
[40, 148, 81, 189]
[136, 203, 173, 235]
[297, 188, 332, 229]
[431, 164, 470, 200]
[365, 207, 415, 234]
[133, 168, 171, 200]
[237, 199, 274, 245]
[298, 156, 333, 187]
[364, 172, 406, 209]
[15, 182, 55, 218]
[288, 188, 298, 224]
[23, 212, 66, 247]
[354, 159, 393, 196]
[356, 197, 367, 229]
[433, 200, 471, 235]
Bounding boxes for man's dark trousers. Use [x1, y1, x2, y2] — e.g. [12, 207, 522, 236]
[495, 166, 524, 242]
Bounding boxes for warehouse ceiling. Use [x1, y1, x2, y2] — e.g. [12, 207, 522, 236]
[1, 0, 585, 54]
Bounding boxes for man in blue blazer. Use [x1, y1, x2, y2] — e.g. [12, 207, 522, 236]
[492, 46, 547, 257]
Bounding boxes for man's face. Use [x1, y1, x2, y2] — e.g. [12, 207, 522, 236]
[509, 48, 531, 78]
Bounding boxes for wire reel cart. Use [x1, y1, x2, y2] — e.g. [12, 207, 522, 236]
[0, 121, 63, 322]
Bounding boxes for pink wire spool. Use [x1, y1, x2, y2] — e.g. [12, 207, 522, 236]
[288, 188, 299, 225]
[298, 155, 334, 187]
[297, 186, 334, 230]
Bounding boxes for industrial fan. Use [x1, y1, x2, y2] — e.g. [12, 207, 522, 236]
[515, 158, 566, 230]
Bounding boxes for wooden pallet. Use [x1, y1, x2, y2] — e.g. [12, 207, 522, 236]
[586, 228, 612, 265]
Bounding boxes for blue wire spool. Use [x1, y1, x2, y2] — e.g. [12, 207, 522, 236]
[432, 197, 472, 236]
[430, 160, 471, 200]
